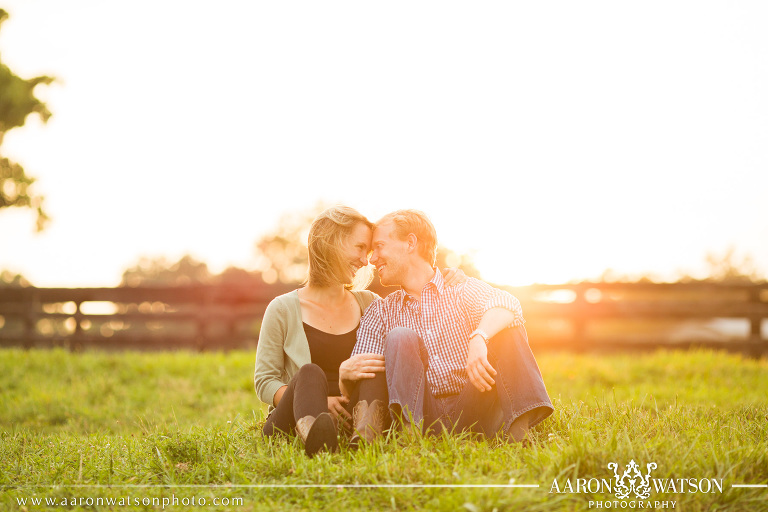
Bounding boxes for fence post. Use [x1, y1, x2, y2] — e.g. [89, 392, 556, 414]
[227, 314, 237, 343]
[196, 288, 210, 351]
[748, 286, 765, 356]
[572, 286, 587, 350]
[23, 289, 39, 350]
[72, 300, 84, 352]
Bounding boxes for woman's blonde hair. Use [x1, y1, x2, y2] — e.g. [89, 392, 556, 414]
[307, 206, 373, 290]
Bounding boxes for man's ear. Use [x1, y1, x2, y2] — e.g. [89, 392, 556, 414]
[406, 233, 418, 254]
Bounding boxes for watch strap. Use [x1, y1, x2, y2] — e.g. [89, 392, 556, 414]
[470, 328, 490, 344]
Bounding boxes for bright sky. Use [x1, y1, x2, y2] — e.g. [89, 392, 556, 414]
[1, 1, 767, 287]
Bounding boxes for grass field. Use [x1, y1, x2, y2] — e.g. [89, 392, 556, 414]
[1, 348, 767, 511]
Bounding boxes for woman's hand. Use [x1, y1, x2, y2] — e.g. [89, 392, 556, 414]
[327, 396, 351, 428]
[442, 267, 468, 286]
[339, 353, 385, 382]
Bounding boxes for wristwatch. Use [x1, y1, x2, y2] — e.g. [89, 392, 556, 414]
[469, 328, 490, 345]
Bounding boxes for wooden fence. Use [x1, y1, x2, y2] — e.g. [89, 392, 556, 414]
[0, 281, 766, 354]
[510, 281, 767, 354]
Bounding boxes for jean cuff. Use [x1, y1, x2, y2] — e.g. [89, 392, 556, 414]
[502, 401, 555, 432]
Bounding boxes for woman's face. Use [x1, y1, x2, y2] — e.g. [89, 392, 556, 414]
[342, 222, 373, 282]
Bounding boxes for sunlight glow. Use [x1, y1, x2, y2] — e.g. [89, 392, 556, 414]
[1, 1, 767, 286]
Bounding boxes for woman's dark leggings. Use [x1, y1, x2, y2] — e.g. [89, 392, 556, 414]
[263, 364, 331, 436]
[263, 363, 389, 436]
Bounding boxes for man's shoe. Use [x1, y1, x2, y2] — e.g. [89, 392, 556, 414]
[388, 404, 422, 443]
[504, 410, 533, 445]
[349, 399, 388, 448]
[295, 412, 338, 457]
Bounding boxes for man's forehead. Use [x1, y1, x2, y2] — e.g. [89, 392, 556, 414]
[373, 222, 395, 241]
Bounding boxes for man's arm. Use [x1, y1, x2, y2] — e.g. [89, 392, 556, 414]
[473, 306, 520, 340]
[459, 277, 525, 330]
[459, 279, 526, 392]
[466, 307, 519, 392]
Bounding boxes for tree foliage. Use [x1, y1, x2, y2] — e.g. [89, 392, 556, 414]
[120, 254, 272, 288]
[0, 269, 31, 287]
[253, 206, 321, 285]
[0, 9, 53, 231]
[120, 255, 213, 287]
[701, 247, 764, 283]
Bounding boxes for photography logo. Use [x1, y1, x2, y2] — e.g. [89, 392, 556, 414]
[607, 460, 657, 500]
[549, 459, 724, 509]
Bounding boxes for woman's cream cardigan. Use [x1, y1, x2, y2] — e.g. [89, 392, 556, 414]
[253, 289, 379, 409]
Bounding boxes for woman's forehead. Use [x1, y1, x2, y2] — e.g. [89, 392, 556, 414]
[349, 222, 373, 242]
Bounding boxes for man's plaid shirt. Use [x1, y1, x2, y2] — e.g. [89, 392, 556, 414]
[352, 270, 525, 396]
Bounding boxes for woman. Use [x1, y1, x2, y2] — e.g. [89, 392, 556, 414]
[254, 206, 463, 456]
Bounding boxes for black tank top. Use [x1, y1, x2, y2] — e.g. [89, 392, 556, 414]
[303, 323, 358, 396]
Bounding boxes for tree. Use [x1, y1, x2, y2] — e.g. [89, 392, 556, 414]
[701, 247, 764, 283]
[0, 269, 31, 287]
[0, 9, 53, 231]
[120, 255, 212, 286]
[253, 204, 324, 285]
[120, 254, 272, 288]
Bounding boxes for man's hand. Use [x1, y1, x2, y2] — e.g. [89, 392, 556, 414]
[339, 353, 385, 381]
[466, 336, 497, 392]
[327, 396, 351, 428]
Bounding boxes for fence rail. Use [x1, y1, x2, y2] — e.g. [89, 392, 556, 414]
[0, 282, 766, 353]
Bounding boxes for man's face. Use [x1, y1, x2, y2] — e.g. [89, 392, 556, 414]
[370, 222, 409, 287]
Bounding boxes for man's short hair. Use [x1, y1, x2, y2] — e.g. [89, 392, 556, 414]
[376, 209, 437, 266]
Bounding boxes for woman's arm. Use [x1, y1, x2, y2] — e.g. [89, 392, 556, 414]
[254, 299, 290, 407]
[273, 385, 287, 407]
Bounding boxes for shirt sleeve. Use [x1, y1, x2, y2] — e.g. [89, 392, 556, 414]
[352, 298, 387, 356]
[458, 277, 525, 330]
[253, 298, 289, 406]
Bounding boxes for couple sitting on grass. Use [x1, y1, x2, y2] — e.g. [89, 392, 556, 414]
[254, 206, 553, 456]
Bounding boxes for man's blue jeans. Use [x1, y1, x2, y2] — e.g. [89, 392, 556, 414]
[383, 325, 553, 436]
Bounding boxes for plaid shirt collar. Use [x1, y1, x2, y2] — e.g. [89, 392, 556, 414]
[396, 268, 445, 310]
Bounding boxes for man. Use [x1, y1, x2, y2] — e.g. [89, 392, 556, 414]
[343, 209, 553, 444]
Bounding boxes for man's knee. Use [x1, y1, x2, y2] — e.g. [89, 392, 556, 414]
[492, 325, 527, 344]
[384, 327, 420, 358]
[488, 325, 528, 359]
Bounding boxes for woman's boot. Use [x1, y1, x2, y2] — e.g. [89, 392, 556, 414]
[295, 412, 338, 456]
